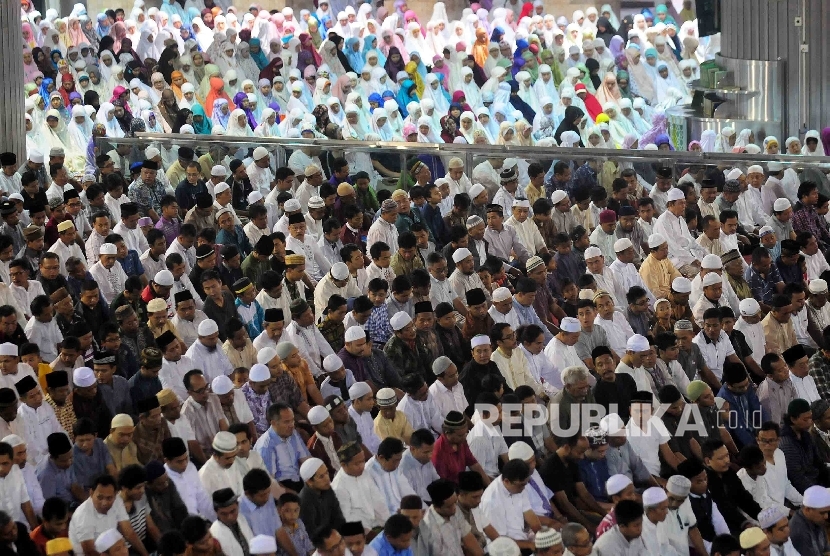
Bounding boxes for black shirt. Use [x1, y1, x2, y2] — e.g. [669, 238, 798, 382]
[539, 452, 580, 499]
[593, 374, 637, 422]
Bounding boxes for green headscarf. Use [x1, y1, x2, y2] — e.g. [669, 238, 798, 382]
[616, 70, 632, 100]
[521, 51, 539, 82]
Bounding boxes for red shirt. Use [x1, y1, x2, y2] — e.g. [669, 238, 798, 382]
[30, 525, 68, 556]
[431, 434, 478, 484]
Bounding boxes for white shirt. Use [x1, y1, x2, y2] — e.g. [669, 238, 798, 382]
[689, 272, 740, 315]
[592, 268, 627, 309]
[10, 281, 45, 318]
[294, 180, 319, 211]
[521, 345, 560, 396]
[88, 261, 127, 305]
[397, 393, 443, 437]
[641, 515, 682, 556]
[609, 259, 656, 305]
[653, 210, 706, 268]
[286, 234, 331, 282]
[0, 464, 30, 524]
[140, 250, 167, 283]
[348, 406, 381, 454]
[171, 311, 208, 349]
[505, 217, 546, 256]
[692, 330, 736, 380]
[165, 238, 196, 274]
[448, 269, 487, 305]
[210, 514, 254, 556]
[331, 469, 390, 529]
[198, 455, 246, 496]
[525, 469, 554, 517]
[762, 448, 804, 507]
[246, 161, 275, 198]
[105, 193, 129, 224]
[85, 230, 108, 266]
[616, 361, 655, 394]
[365, 456, 416, 514]
[47, 239, 84, 277]
[481, 478, 532, 541]
[737, 467, 776, 510]
[314, 273, 362, 317]
[428, 380, 468, 418]
[467, 416, 508, 478]
[792, 306, 818, 349]
[68, 496, 129, 550]
[243, 222, 269, 248]
[366, 218, 399, 254]
[488, 305, 520, 329]
[543, 337, 586, 390]
[186, 341, 234, 383]
[18, 402, 62, 468]
[625, 417, 670, 476]
[20, 462, 44, 516]
[159, 356, 195, 403]
[594, 312, 636, 359]
[113, 221, 149, 255]
[399, 449, 440, 504]
[789, 372, 820, 403]
[735, 317, 766, 367]
[166, 461, 217, 521]
[664, 498, 698, 556]
[285, 320, 335, 378]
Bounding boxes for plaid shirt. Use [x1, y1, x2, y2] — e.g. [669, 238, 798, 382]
[318, 318, 345, 354]
[808, 350, 830, 400]
[792, 202, 830, 246]
[365, 305, 393, 347]
[45, 394, 76, 441]
[383, 335, 432, 380]
[744, 264, 783, 304]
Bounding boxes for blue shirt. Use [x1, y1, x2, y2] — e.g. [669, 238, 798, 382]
[217, 226, 253, 258]
[72, 438, 114, 490]
[370, 533, 414, 556]
[512, 299, 552, 342]
[119, 249, 145, 278]
[37, 458, 77, 505]
[578, 457, 611, 502]
[254, 428, 311, 482]
[239, 493, 282, 536]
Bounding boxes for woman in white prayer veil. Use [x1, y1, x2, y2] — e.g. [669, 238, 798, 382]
[699, 129, 717, 152]
[319, 39, 347, 80]
[534, 64, 560, 104]
[67, 104, 93, 151]
[254, 108, 281, 138]
[371, 108, 399, 141]
[346, 92, 373, 131]
[405, 23, 429, 60]
[584, 125, 610, 149]
[225, 108, 253, 137]
[236, 42, 261, 85]
[516, 71, 540, 113]
[560, 130, 582, 148]
[41, 109, 70, 155]
[553, 87, 575, 128]
[712, 127, 735, 154]
[494, 81, 512, 106]
[97, 102, 125, 139]
[458, 111, 477, 144]
[617, 98, 648, 136]
[286, 81, 309, 114]
[803, 130, 822, 155]
[532, 97, 557, 140]
[459, 68, 483, 110]
[371, 67, 392, 95]
[603, 103, 635, 147]
[422, 74, 450, 115]
[417, 115, 444, 143]
[313, 78, 331, 107]
[780, 137, 803, 202]
[278, 108, 304, 136]
[426, 22, 447, 60]
[559, 67, 581, 95]
[326, 97, 346, 127]
[419, 98, 442, 132]
[733, 128, 754, 150]
[481, 67, 507, 97]
[403, 101, 422, 127]
[342, 104, 367, 139]
[99, 50, 116, 84]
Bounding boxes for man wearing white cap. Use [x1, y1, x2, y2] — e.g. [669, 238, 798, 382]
[488, 287, 520, 329]
[448, 248, 489, 307]
[2, 433, 45, 517]
[639, 486, 678, 556]
[543, 317, 587, 390]
[689, 254, 740, 316]
[805, 278, 830, 348]
[88, 243, 128, 305]
[199, 431, 246, 497]
[653, 188, 707, 277]
[609, 238, 657, 306]
[93, 529, 128, 556]
[505, 199, 548, 257]
[314, 262, 361, 317]
[295, 164, 325, 212]
[584, 247, 626, 310]
[484, 203, 530, 266]
[47, 220, 85, 278]
[758, 505, 799, 556]
[247, 146, 276, 198]
[639, 233, 682, 300]
[735, 298, 767, 368]
[347, 381, 381, 454]
[249, 534, 278, 556]
[185, 319, 234, 383]
[790, 484, 830, 554]
[760, 163, 788, 215]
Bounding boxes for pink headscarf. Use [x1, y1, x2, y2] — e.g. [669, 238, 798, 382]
[403, 10, 425, 36]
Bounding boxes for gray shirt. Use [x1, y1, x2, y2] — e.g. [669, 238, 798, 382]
[574, 326, 610, 363]
[605, 441, 653, 485]
[790, 508, 830, 556]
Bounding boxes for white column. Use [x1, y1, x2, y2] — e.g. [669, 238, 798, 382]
[0, 2, 25, 161]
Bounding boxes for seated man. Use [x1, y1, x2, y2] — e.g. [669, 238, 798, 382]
[481, 458, 541, 551]
[365, 437, 416, 515]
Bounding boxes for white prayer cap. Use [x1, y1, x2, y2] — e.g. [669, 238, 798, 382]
[512, 199, 530, 208]
[349, 381, 372, 400]
[560, 317, 581, 333]
[492, 287, 512, 302]
[747, 164, 764, 175]
[8, 193, 23, 202]
[323, 354, 343, 373]
[330, 262, 349, 281]
[667, 188, 685, 202]
[725, 168, 744, 180]
[0, 343, 17, 357]
[758, 505, 789, 529]
[642, 486, 668, 507]
[307, 406, 330, 426]
[257, 348, 278, 366]
[507, 441, 534, 461]
[144, 146, 161, 159]
[99, 243, 118, 255]
[154, 269, 174, 286]
[452, 247, 472, 264]
[534, 527, 562, 549]
[211, 375, 234, 396]
[701, 254, 722, 269]
[584, 246, 602, 260]
[613, 238, 633, 252]
[345, 326, 366, 343]
[376, 387, 397, 407]
[626, 334, 650, 352]
[666, 475, 691, 497]
[390, 311, 412, 331]
[1, 434, 23, 447]
[471, 335, 491, 348]
[249, 363, 270, 382]
[250, 535, 279, 555]
[773, 198, 791, 211]
[29, 150, 44, 163]
[600, 413, 625, 435]
[759, 225, 774, 237]
[211, 165, 228, 176]
[284, 199, 302, 212]
[702, 272, 722, 287]
[804, 485, 830, 508]
[810, 279, 829, 294]
[247, 191, 263, 204]
[212, 431, 237, 453]
[213, 182, 230, 195]
[489, 537, 521, 556]
[73, 367, 96, 387]
[768, 161, 784, 172]
[550, 190, 568, 204]
[432, 356, 453, 375]
[94, 530, 124, 553]
[308, 196, 325, 209]
[198, 319, 219, 336]
[739, 298, 761, 316]
[648, 233, 667, 248]
[672, 276, 692, 293]
[253, 146, 269, 160]
[469, 183, 485, 198]
[605, 474, 632, 496]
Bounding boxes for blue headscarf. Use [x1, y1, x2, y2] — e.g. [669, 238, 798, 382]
[361, 34, 387, 66]
[96, 13, 111, 37]
[396, 80, 419, 117]
[249, 38, 269, 71]
[39, 78, 55, 105]
[368, 93, 383, 112]
[345, 38, 364, 74]
[191, 103, 212, 135]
